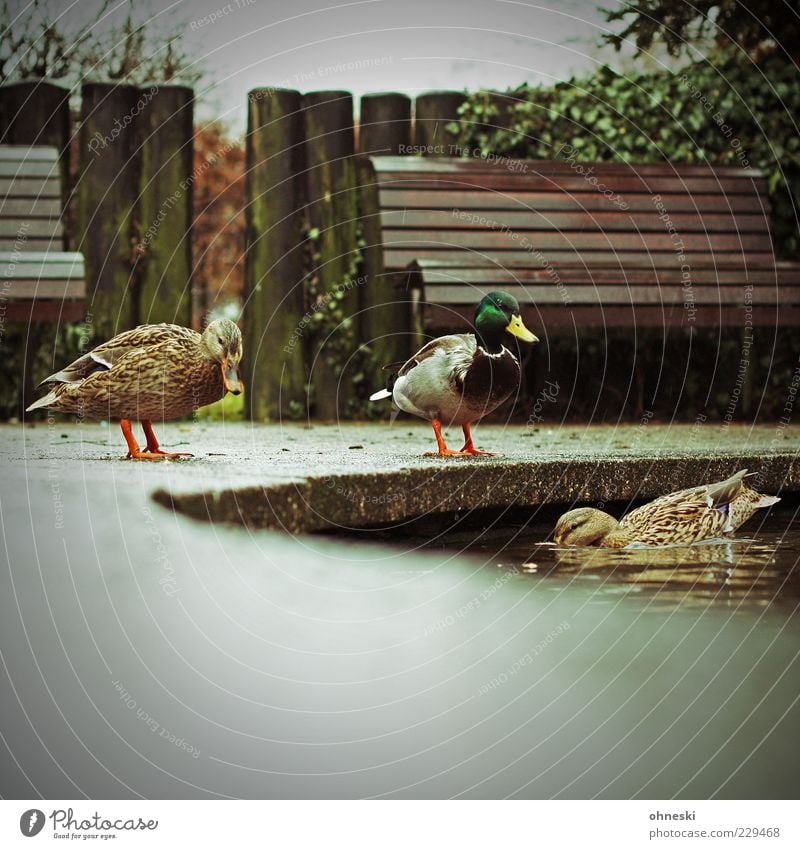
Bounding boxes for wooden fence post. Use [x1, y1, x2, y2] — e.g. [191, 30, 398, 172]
[302, 90, 359, 419]
[76, 83, 143, 338]
[136, 85, 193, 327]
[359, 92, 411, 155]
[77, 83, 194, 339]
[243, 88, 306, 421]
[356, 157, 412, 382]
[414, 91, 465, 154]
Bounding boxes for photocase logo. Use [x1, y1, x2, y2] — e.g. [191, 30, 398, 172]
[19, 809, 45, 837]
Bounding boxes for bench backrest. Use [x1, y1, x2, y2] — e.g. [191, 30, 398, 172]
[0, 145, 85, 321]
[0, 146, 65, 250]
[367, 155, 773, 270]
[358, 155, 797, 328]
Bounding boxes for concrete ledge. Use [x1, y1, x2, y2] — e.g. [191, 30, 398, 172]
[142, 423, 800, 533]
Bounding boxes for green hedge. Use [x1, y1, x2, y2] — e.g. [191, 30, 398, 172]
[449, 49, 800, 257]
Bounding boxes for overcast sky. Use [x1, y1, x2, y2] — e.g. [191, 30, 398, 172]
[50, 0, 654, 136]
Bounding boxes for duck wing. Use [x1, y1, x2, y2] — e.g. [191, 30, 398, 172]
[620, 471, 753, 543]
[398, 334, 476, 381]
[38, 324, 199, 386]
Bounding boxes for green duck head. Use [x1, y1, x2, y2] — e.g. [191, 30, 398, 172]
[474, 291, 539, 352]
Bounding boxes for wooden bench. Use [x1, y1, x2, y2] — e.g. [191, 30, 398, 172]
[358, 155, 800, 341]
[0, 145, 85, 322]
[1, 145, 86, 411]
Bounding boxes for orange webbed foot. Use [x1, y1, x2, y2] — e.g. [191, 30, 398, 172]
[458, 423, 498, 455]
[120, 419, 193, 461]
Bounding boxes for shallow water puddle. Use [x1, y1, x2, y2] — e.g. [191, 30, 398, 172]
[366, 502, 800, 611]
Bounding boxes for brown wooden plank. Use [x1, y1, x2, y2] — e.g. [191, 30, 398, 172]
[381, 229, 774, 252]
[0, 236, 57, 250]
[369, 156, 762, 179]
[373, 173, 767, 195]
[422, 283, 790, 306]
[415, 266, 782, 286]
[381, 208, 770, 234]
[377, 188, 771, 214]
[422, 303, 794, 329]
[0, 198, 62, 217]
[2, 279, 85, 299]
[385, 248, 777, 269]
[0, 219, 62, 238]
[3, 299, 85, 321]
[0, 176, 61, 197]
[0, 160, 59, 178]
[0, 146, 59, 161]
[0, 250, 84, 275]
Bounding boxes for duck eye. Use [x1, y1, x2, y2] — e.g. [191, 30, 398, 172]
[570, 522, 578, 530]
[217, 337, 223, 345]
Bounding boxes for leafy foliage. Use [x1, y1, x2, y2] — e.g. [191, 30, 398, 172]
[450, 49, 800, 257]
[446, 48, 800, 423]
[602, 0, 800, 61]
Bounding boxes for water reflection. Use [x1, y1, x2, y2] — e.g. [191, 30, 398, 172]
[534, 538, 793, 607]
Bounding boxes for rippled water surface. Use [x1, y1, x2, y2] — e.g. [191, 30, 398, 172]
[411, 504, 800, 611]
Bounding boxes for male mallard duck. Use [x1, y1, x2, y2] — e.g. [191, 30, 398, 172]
[553, 470, 780, 548]
[369, 292, 538, 455]
[26, 319, 242, 460]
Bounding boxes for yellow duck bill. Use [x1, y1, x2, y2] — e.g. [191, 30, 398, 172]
[505, 314, 539, 343]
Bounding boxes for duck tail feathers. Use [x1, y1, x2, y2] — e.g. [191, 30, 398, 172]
[26, 389, 60, 412]
[369, 388, 392, 401]
[755, 494, 781, 508]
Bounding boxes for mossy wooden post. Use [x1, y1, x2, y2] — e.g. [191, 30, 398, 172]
[359, 93, 411, 155]
[356, 157, 412, 385]
[243, 88, 306, 421]
[76, 83, 142, 338]
[137, 85, 193, 327]
[302, 90, 359, 420]
[414, 91, 465, 154]
[0, 81, 72, 244]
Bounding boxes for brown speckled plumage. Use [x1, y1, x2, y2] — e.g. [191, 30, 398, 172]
[554, 470, 780, 548]
[27, 319, 243, 459]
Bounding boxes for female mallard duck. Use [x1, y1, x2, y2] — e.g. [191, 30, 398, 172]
[26, 319, 242, 460]
[369, 292, 538, 455]
[553, 470, 779, 548]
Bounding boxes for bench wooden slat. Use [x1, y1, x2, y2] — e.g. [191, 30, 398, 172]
[374, 174, 767, 196]
[422, 304, 797, 328]
[1, 279, 86, 299]
[3, 300, 86, 322]
[378, 188, 771, 214]
[0, 160, 59, 178]
[0, 176, 61, 198]
[0, 251, 84, 278]
[0, 198, 62, 217]
[382, 229, 774, 253]
[371, 156, 761, 179]
[384, 248, 774, 268]
[414, 265, 781, 286]
[0, 146, 59, 161]
[380, 209, 771, 234]
[422, 283, 791, 306]
[0, 237, 63, 249]
[0, 219, 62, 238]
